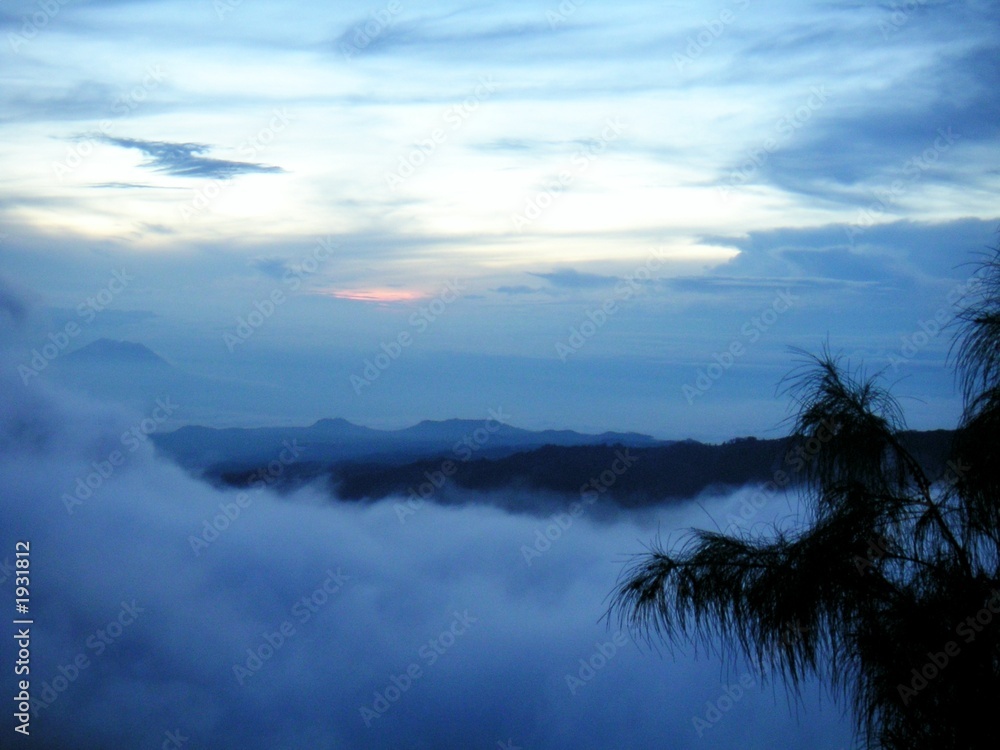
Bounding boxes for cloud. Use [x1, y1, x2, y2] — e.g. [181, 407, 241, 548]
[492, 285, 551, 296]
[702, 218, 999, 287]
[250, 257, 291, 279]
[0, 362, 855, 749]
[88, 182, 183, 190]
[529, 268, 616, 289]
[335, 13, 563, 59]
[313, 287, 426, 303]
[477, 138, 538, 152]
[0, 274, 31, 322]
[94, 136, 284, 179]
[751, 43, 1000, 201]
[666, 275, 865, 294]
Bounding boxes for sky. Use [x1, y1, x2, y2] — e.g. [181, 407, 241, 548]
[3, 3, 999, 747]
[2, 0, 999, 439]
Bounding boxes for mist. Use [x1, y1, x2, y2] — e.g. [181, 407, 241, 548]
[0, 368, 855, 749]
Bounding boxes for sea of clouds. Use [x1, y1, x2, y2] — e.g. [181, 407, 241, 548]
[0, 353, 855, 749]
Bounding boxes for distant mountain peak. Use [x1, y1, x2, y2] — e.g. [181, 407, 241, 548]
[410, 418, 469, 428]
[311, 417, 361, 428]
[65, 338, 170, 366]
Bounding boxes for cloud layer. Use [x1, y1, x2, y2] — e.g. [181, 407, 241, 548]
[0, 368, 854, 749]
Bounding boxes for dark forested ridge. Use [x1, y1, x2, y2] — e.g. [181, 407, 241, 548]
[197, 428, 956, 510]
[153, 416, 662, 471]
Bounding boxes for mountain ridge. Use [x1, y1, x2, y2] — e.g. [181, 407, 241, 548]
[167, 425, 957, 514]
[153, 416, 668, 471]
[63, 338, 172, 367]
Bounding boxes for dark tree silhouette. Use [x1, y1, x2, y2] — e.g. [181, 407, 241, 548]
[608, 248, 1000, 749]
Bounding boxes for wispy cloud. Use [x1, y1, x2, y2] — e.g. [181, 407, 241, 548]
[529, 269, 616, 289]
[94, 135, 284, 179]
[88, 182, 184, 190]
[0, 275, 30, 322]
[314, 287, 426, 303]
[334, 14, 562, 59]
[250, 257, 292, 279]
[491, 285, 551, 296]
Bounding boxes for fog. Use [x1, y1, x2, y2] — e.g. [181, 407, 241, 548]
[0, 372, 854, 749]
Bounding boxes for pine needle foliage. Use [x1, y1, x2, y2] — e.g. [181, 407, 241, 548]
[608, 247, 1000, 749]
